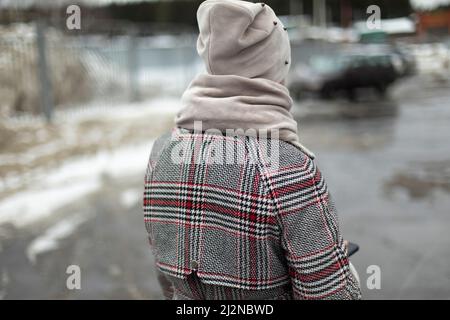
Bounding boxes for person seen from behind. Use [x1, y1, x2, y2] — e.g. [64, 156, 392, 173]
[143, 0, 362, 300]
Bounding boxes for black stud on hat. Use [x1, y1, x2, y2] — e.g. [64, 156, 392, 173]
[273, 21, 278, 25]
[261, 3, 265, 7]
[285, 60, 289, 65]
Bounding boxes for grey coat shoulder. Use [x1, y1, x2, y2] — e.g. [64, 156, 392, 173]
[150, 130, 315, 169]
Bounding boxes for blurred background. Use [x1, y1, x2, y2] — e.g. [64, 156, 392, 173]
[0, 0, 449, 300]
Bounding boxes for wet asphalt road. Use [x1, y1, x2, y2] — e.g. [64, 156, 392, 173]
[298, 76, 450, 299]
[0, 174, 163, 299]
[1, 75, 450, 299]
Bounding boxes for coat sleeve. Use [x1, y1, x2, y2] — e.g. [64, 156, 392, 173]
[272, 156, 362, 300]
[143, 132, 172, 248]
[143, 133, 174, 299]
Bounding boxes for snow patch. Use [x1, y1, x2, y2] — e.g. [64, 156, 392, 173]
[120, 188, 141, 209]
[410, 0, 450, 11]
[0, 141, 154, 228]
[26, 213, 90, 264]
[0, 179, 100, 228]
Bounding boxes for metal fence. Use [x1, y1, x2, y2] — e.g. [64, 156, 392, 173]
[0, 22, 200, 121]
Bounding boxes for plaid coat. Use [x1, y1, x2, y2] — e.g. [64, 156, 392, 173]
[143, 128, 361, 300]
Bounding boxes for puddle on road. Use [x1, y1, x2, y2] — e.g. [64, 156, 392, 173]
[385, 161, 450, 199]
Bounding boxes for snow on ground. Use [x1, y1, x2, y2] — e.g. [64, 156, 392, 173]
[410, 0, 450, 11]
[26, 212, 91, 264]
[120, 188, 142, 209]
[0, 96, 180, 195]
[0, 178, 99, 228]
[0, 140, 154, 228]
[2, 96, 182, 128]
[411, 43, 450, 77]
[0, 96, 179, 267]
[0, 96, 182, 228]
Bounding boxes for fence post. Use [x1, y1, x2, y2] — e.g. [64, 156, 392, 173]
[128, 34, 140, 102]
[36, 21, 54, 122]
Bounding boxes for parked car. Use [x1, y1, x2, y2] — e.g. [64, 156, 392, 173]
[289, 48, 402, 101]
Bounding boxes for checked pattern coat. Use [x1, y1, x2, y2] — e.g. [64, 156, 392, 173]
[143, 128, 361, 300]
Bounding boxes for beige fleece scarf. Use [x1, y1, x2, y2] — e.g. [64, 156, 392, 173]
[175, 74, 314, 158]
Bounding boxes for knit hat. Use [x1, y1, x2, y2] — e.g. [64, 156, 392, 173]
[196, 0, 291, 84]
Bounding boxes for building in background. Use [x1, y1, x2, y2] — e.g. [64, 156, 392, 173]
[411, 0, 450, 36]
